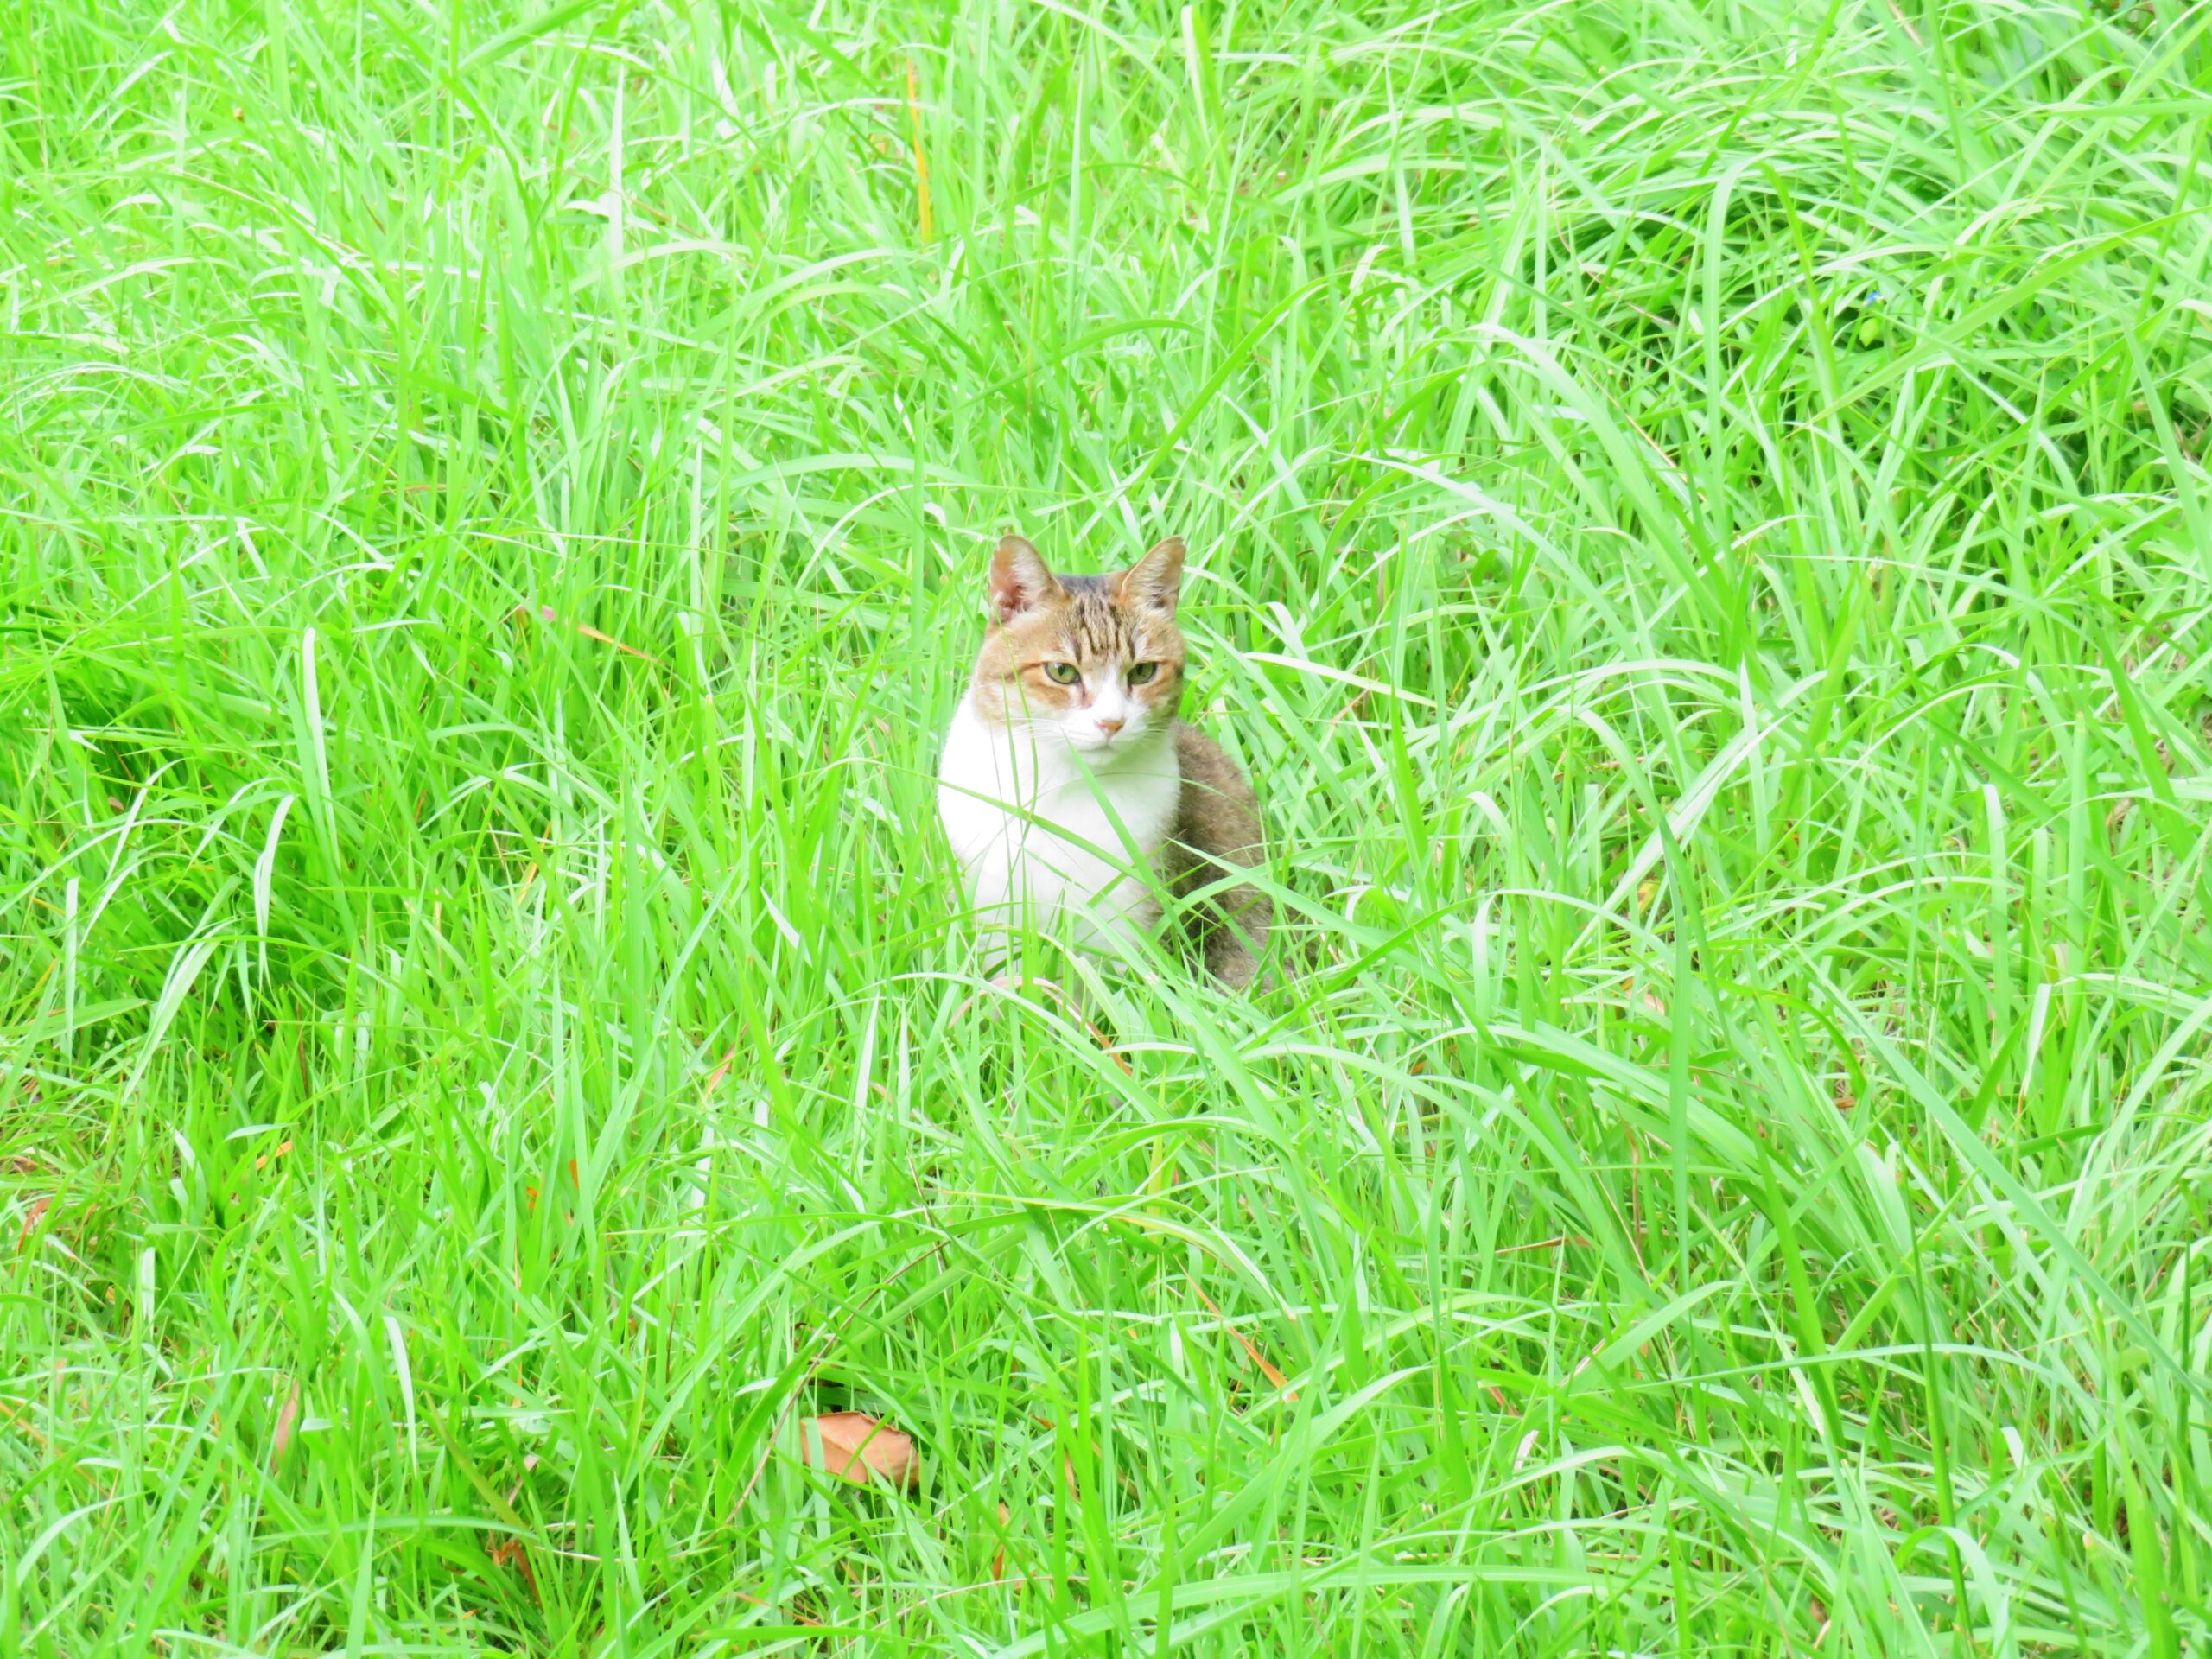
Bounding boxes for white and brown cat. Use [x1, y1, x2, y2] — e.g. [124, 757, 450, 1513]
[937, 533, 1271, 988]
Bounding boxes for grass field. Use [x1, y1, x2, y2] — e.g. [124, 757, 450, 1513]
[4, 0, 2212, 1651]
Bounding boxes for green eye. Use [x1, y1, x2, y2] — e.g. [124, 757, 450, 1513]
[1042, 662, 1081, 685]
[1126, 662, 1159, 685]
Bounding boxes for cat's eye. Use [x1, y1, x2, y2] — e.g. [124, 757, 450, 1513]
[1042, 662, 1081, 685]
[1126, 662, 1160, 685]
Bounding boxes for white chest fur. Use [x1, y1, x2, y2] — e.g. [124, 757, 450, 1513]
[936, 695, 1182, 958]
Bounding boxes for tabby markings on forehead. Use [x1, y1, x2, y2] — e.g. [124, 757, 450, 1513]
[1065, 594, 1129, 658]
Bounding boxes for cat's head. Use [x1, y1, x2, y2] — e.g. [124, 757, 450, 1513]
[969, 533, 1187, 753]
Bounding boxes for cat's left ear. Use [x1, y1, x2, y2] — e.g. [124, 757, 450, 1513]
[1116, 537, 1185, 616]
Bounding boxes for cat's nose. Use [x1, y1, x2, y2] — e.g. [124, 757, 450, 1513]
[1096, 716, 1124, 737]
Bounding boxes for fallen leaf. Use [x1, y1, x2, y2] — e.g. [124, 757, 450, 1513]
[799, 1411, 918, 1488]
[271, 1382, 301, 1463]
[17, 1194, 50, 1249]
[990, 1500, 1010, 1580]
[254, 1139, 292, 1171]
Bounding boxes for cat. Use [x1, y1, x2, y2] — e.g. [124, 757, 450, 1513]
[936, 533, 1272, 989]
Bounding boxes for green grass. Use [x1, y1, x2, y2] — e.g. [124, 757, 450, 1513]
[3, 0, 2211, 1650]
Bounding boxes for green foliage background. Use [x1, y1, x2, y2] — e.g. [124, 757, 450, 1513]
[3, 0, 2210, 1651]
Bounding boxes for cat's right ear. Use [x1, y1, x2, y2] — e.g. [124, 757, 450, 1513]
[988, 535, 1063, 625]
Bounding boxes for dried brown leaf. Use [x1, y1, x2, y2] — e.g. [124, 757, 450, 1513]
[486, 1534, 540, 1603]
[0, 1397, 50, 1450]
[271, 1382, 301, 1463]
[1192, 1285, 1296, 1402]
[702, 1046, 739, 1096]
[800, 1411, 918, 1489]
[511, 601, 663, 664]
[906, 58, 934, 244]
[17, 1194, 50, 1250]
[574, 622, 662, 664]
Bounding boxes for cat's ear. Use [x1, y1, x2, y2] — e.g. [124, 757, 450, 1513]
[988, 535, 1064, 624]
[1116, 537, 1185, 615]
